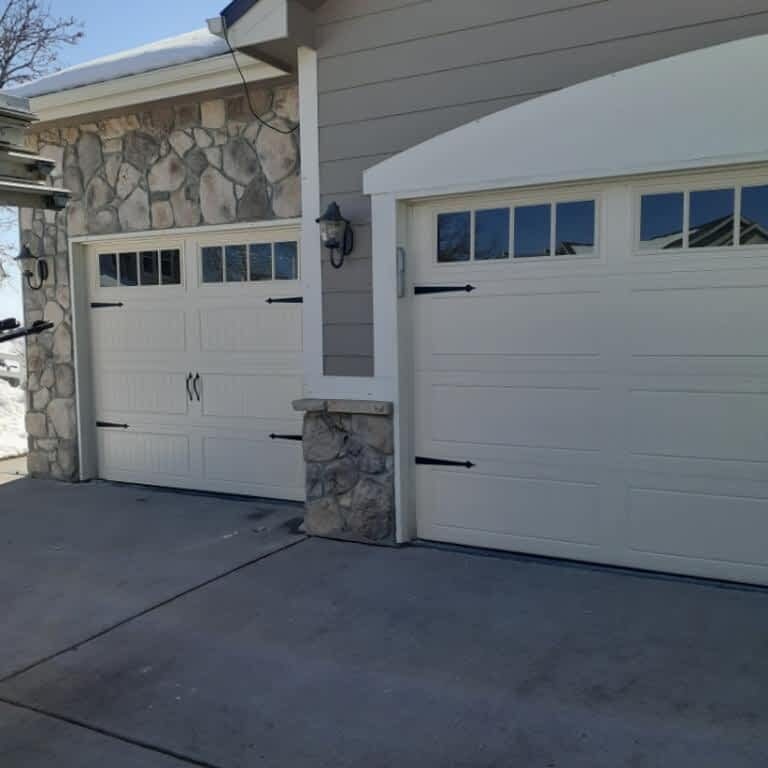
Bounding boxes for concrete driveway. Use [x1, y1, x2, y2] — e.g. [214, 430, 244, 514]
[0, 476, 767, 766]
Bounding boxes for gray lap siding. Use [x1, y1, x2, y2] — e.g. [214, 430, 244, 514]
[316, 0, 768, 375]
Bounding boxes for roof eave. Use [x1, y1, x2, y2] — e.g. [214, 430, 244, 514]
[210, 0, 315, 72]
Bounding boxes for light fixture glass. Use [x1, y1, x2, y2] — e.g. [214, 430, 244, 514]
[15, 243, 48, 290]
[316, 201, 354, 268]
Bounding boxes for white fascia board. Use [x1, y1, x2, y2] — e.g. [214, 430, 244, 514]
[213, 0, 314, 58]
[364, 33, 768, 199]
[29, 54, 285, 124]
[223, 0, 289, 48]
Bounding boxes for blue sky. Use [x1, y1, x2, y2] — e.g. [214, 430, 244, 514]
[53, 0, 223, 66]
[1, 0, 224, 320]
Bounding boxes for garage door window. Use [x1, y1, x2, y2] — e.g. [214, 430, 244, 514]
[638, 182, 768, 251]
[438, 198, 596, 263]
[437, 211, 471, 262]
[555, 200, 596, 255]
[99, 248, 181, 287]
[639, 193, 684, 250]
[514, 204, 550, 258]
[475, 208, 510, 260]
[201, 241, 300, 283]
[740, 184, 768, 245]
[689, 188, 734, 248]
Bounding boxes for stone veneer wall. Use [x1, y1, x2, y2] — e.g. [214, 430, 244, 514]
[295, 399, 396, 544]
[20, 82, 300, 480]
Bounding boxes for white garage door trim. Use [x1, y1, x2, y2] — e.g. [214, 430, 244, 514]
[402, 165, 768, 586]
[69, 219, 304, 500]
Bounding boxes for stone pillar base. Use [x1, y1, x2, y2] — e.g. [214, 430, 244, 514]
[293, 399, 395, 545]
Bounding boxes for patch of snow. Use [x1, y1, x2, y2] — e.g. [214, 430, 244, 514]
[0, 377, 26, 460]
[7, 28, 229, 99]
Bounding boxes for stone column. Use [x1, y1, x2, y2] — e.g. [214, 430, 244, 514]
[294, 399, 396, 544]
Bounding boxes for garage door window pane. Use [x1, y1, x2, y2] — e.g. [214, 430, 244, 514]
[689, 188, 734, 247]
[640, 193, 684, 250]
[99, 253, 117, 287]
[225, 244, 247, 282]
[514, 204, 551, 258]
[555, 200, 595, 255]
[160, 249, 181, 285]
[249, 243, 273, 281]
[202, 246, 223, 283]
[275, 241, 298, 280]
[119, 252, 138, 286]
[139, 251, 159, 285]
[437, 211, 470, 262]
[740, 185, 768, 245]
[475, 208, 510, 260]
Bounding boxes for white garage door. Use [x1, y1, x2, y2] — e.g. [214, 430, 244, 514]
[410, 174, 768, 585]
[85, 226, 304, 500]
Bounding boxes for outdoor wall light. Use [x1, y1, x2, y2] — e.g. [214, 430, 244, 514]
[317, 201, 354, 269]
[15, 243, 48, 290]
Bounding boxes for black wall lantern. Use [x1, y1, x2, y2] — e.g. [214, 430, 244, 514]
[15, 243, 48, 290]
[316, 201, 353, 269]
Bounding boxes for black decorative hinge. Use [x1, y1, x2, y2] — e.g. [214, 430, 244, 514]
[91, 302, 124, 308]
[414, 285, 476, 296]
[96, 421, 129, 429]
[416, 456, 475, 469]
[266, 296, 303, 304]
[269, 433, 303, 441]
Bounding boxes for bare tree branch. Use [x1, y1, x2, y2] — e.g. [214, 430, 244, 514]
[0, 206, 17, 284]
[0, 0, 83, 89]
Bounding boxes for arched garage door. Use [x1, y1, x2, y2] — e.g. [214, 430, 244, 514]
[408, 172, 768, 585]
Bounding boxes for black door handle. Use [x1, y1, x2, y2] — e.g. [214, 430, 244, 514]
[185, 373, 193, 402]
[192, 373, 201, 402]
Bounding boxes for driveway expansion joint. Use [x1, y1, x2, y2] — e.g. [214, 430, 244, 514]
[0, 695, 226, 768]
[0, 535, 309, 686]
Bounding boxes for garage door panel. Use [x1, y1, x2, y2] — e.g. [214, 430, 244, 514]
[627, 487, 768, 567]
[92, 308, 187, 357]
[198, 305, 302, 354]
[96, 370, 190, 417]
[418, 470, 601, 547]
[427, 382, 602, 451]
[86, 232, 304, 502]
[200, 373, 303, 422]
[628, 282, 768, 357]
[98, 429, 192, 479]
[629, 389, 768, 463]
[415, 290, 603, 358]
[426, 352, 606, 374]
[202, 435, 304, 499]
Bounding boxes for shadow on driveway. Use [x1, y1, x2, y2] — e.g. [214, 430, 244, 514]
[0, 478, 304, 681]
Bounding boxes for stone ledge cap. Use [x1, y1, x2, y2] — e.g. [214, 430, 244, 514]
[292, 398, 326, 413]
[293, 398, 393, 416]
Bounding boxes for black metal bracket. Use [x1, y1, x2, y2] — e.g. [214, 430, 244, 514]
[269, 433, 303, 442]
[96, 421, 129, 429]
[416, 456, 475, 469]
[91, 302, 124, 308]
[266, 297, 303, 304]
[192, 373, 201, 402]
[185, 373, 193, 402]
[414, 285, 476, 296]
[0, 320, 54, 343]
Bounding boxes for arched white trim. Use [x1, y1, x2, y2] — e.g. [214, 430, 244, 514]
[364, 34, 768, 199]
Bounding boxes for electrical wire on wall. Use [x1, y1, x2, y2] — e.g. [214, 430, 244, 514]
[220, 16, 299, 136]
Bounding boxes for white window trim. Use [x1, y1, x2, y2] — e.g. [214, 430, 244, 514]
[633, 167, 768, 256]
[69, 220, 302, 482]
[431, 187, 603, 269]
[196, 236, 301, 288]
